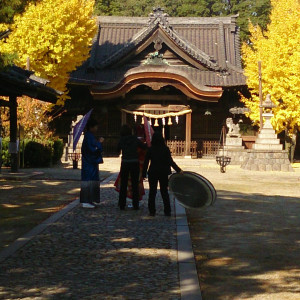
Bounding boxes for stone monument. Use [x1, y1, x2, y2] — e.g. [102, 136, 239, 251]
[218, 113, 247, 165]
[62, 115, 84, 165]
[241, 95, 294, 172]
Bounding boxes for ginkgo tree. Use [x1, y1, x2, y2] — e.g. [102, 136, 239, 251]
[242, 0, 300, 161]
[0, 0, 97, 104]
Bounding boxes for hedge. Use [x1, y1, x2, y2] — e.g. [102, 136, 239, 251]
[0, 138, 64, 168]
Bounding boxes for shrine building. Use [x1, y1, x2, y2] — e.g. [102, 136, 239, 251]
[67, 8, 247, 157]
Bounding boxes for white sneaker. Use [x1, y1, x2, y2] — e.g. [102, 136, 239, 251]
[82, 203, 96, 209]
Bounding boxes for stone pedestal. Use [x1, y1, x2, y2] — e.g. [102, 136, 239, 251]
[220, 136, 246, 165]
[241, 98, 293, 172]
[252, 113, 283, 151]
[241, 150, 294, 172]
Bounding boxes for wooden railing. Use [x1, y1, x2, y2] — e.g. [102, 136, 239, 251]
[100, 139, 220, 158]
[167, 140, 198, 157]
[201, 140, 219, 157]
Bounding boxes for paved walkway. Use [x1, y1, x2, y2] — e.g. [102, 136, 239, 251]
[0, 176, 181, 299]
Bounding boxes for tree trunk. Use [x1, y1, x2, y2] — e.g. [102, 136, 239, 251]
[10, 95, 18, 172]
[290, 130, 297, 164]
[285, 128, 297, 163]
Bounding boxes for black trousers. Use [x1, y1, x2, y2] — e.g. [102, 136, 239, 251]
[148, 172, 171, 214]
[119, 161, 140, 209]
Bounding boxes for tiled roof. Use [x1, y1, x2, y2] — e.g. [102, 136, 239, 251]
[0, 66, 62, 103]
[71, 8, 246, 88]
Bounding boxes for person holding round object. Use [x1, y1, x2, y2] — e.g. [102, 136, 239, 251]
[143, 132, 182, 217]
[80, 119, 104, 209]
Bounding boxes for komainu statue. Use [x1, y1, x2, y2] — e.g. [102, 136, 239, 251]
[226, 118, 241, 137]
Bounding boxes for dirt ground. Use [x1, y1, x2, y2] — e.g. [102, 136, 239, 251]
[179, 159, 300, 300]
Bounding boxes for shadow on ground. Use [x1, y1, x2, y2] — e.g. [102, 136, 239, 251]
[0, 170, 113, 251]
[187, 190, 300, 300]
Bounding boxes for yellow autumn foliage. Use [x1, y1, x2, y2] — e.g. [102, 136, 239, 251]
[0, 23, 9, 32]
[0, 0, 97, 105]
[242, 0, 300, 135]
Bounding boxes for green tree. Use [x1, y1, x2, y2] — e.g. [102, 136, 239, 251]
[0, 0, 35, 24]
[94, 0, 271, 42]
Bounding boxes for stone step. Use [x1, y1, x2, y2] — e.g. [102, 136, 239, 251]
[255, 138, 280, 144]
[256, 133, 278, 139]
[259, 128, 277, 134]
[252, 144, 283, 150]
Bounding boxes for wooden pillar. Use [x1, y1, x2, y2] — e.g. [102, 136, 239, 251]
[258, 61, 263, 131]
[121, 111, 126, 125]
[9, 95, 18, 172]
[185, 112, 192, 158]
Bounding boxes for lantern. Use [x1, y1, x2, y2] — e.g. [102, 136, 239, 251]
[141, 116, 144, 124]
[162, 117, 166, 126]
[175, 116, 179, 124]
[168, 117, 173, 125]
[154, 119, 159, 127]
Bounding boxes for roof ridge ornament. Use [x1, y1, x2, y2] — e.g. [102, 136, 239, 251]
[149, 7, 169, 28]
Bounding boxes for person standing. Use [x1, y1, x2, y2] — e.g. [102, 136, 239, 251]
[117, 124, 146, 210]
[80, 119, 104, 209]
[143, 132, 182, 216]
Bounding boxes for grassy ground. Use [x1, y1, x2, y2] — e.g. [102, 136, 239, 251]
[177, 159, 300, 300]
[0, 167, 112, 251]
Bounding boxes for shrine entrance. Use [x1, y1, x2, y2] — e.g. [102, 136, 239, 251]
[66, 9, 247, 157]
[121, 103, 193, 157]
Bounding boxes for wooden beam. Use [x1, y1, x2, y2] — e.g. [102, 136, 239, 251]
[185, 112, 192, 157]
[126, 94, 187, 102]
[121, 111, 127, 125]
[0, 99, 10, 107]
[9, 95, 18, 172]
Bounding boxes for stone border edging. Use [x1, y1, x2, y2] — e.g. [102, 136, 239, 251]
[175, 199, 202, 300]
[0, 174, 116, 264]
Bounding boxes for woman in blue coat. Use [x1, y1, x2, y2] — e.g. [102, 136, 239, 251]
[80, 119, 104, 208]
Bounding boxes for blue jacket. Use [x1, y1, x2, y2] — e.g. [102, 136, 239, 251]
[81, 131, 103, 181]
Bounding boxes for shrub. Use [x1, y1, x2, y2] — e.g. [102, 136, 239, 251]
[0, 137, 10, 167]
[52, 139, 64, 165]
[1, 138, 64, 168]
[24, 141, 52, 167]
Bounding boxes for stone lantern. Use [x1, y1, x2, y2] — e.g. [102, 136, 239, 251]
[252, 95, 282, 151]
[241, 94, 293, 172]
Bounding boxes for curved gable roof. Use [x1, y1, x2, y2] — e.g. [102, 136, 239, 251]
[96, 9, 220, 71]
[71, 8, 246, 89]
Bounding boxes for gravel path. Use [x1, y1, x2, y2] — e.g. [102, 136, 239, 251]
[0, 176, 180, 300]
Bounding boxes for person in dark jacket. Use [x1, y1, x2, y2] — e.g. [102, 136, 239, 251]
[117, 125, 146, 210]
[143, 132, 182, 216]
